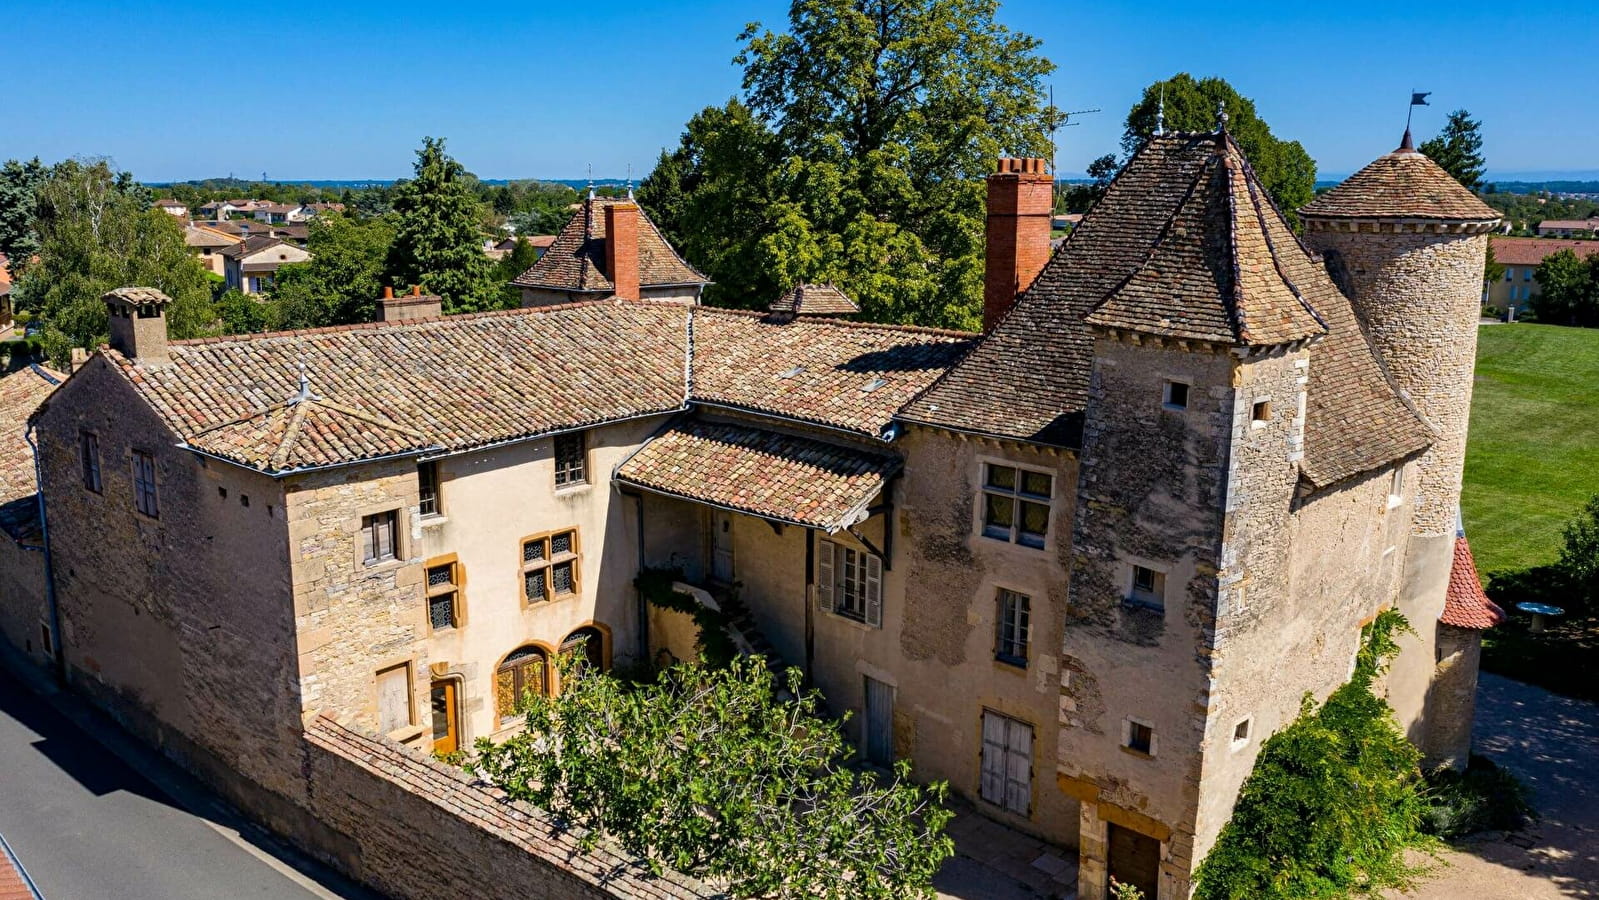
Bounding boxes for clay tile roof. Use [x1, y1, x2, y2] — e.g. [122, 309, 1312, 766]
[903, 131, 1429, 486]
[690, 308, 972, 438]
[1489, 237, 1599, 267]
[1440, 535, 1507, 629]
[616, 418, 899, 532]
[219, 235, 286, 260]
[769, 283, 860, 317]
[510, 196, 707, 292]
[184, 224, 237, 249]
[106, 301, 691, 474]
[0, 365, 65, 544]
[1086, 134, 1328, 346]
[104, 286, 173, 307]
[1300, 139, 1499, 222]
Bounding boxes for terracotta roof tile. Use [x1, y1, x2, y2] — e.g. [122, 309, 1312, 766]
[1440, 535, 1506, 629]
[0, 366, 64, 544]
[768, 283, 860, 317]
[616, 418, 898, 532]
[511, 197, 707, 292]
[690, 309, 971, 438]
[1300, 141, 1499, 222]
[188, 393, 433, 473]
[1489, 237, 1599, 267]
[1086, 135, 1327, 346]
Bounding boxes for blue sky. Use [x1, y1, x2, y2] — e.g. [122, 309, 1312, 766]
[3, 0, 1593, 182]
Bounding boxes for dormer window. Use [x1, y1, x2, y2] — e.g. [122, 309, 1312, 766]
[1163, 381, 1189, 410]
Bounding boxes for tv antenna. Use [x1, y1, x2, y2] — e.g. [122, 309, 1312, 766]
[1047, 86, 1101, 205]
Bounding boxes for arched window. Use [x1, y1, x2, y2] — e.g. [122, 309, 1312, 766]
[559, 626, 607, 675]
[495, 645, 547, 726]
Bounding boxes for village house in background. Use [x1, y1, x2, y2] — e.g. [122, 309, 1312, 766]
[1484, 237, 1599, 315]
[0, 122, 1505, 900]
[220, 235, 310, 294]
[1535, 216, 1599, 237]
[182, 223, 240, 277]
[485, 234, 556, 261]
[153, 198, 188, 218]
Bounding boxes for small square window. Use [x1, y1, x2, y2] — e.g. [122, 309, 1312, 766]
[361, 510, 399, 565]
[1252, 399, 1272, 423]
[1129, 565, 1165, 611]
[554, 431, 587, 487]
[1127, 720, 1153, 755]
[1233, 718, 1251, 744]
[1163, 381, 1189, 410]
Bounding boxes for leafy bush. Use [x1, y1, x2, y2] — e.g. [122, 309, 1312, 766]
[1420, 755, 1536, 840]
[470, 656, 953, 898]
[1194, 610, 1434, 899]
[636, 566, 738, 668]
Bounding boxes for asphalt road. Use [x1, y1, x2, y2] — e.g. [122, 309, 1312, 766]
[0, 666, 355, 900]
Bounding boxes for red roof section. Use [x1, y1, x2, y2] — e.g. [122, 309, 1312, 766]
[1440, 536, 1507, 629]
[1490, 237, 1599, 267]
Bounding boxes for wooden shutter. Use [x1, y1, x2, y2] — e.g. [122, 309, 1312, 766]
[377, 513, 395, 560]
[865, 553, 883, 628]
[817, 539, 835, 612]
[1005, 718, 1034, 815]
[376, 665, 411, 733]
[981, 712, 1009, 806]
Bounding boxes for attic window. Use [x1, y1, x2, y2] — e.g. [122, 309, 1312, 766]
[779, 366, 805, 379]
[861, 377, 888, 393]
[1163, 381, 1189, 411]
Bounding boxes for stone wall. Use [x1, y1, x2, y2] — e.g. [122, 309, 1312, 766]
[1424, 624, 1483, 768]
[301, 715, 718, 900]
[0, 537, 48, 666]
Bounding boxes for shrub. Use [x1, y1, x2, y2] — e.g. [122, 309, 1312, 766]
[1420, 755, 1536, 840]
[1194, 610, 1434, 899]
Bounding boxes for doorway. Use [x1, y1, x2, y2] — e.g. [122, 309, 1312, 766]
[711, 510, 735, 584]
[430, 679, 459, 755]
[1107, 823, 1160, 899]
[863, 676, 895, 766]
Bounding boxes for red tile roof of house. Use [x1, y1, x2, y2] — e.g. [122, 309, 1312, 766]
[511, 196, 707, 292]
[1440, 535, 1507, 629]
[616, 418, 898, 532]
[1490, 237, 1599, 267]
[1300, 136, 1499, 222]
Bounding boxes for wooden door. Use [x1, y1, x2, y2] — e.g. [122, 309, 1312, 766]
[711, 511, 735, 584]
[1107, 823, 1161, 899]
[864, 676, 894, 766]
[980, 711, 1033, 815]
[430, 680, 459, 755]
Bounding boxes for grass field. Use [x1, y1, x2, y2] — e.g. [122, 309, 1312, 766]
[1462, 323, 1599, 577]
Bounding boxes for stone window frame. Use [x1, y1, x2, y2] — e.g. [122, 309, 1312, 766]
[424, 552, 466, 633]
[994, 588, 1031, 668]
[520, 528, 581, 605]
[557, 622, 613, 681]
[1230, 716, 1253, 749]
[494, 642, 554, 728]
[1162, 379, 1190, 411]
[79, 430, 102, 494]
[1123, 559, 1168, 613]
[1250, 396, 1273, 429]
[1122, 716, 1157, 758]
[131, 448, 159, 518]
[375, 660, 416, 735]
[553, 430, 588, 490]
[358, 508, 401, 568]
[974, 455, 1055, 552]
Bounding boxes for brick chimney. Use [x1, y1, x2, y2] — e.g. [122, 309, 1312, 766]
[376, 285, 443, 322]
[983, 157, 1053, 332]
[103, 287, 173, 364]
[605, 202, 640, 301]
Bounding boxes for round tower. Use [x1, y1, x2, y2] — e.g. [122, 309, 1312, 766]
[1299, 131, 1499, 540]
[1299, 132, 1499, 761]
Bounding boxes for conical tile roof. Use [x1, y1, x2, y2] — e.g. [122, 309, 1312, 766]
[1300, 133, 1499, 222]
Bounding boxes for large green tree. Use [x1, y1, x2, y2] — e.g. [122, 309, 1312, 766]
[1419, 110, 1486, 194]
[470, 655, 953, 898]
[272, 212, 398, 329]
[1531, 248, 1599, 327]
[0, 157, 49, 269]
[1120, 74, 1317, 219]
[15, 158, 214, 367]
[383, 138, 499, 314]
[639, 0, 1058, 329]
[489, 235, 543, 308]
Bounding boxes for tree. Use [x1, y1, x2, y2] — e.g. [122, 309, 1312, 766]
[271, 213, 398, 329]
[1531, 249, 1599, 327]
[14, 158, 214, 367]
[489, 235, 543, 308]
[0, 157, 49, 270]
[1483, 242, 1505, 288]
[383, 137, 499, 314]
[639, 0, 1058, 329]
[469, 655, 954, 898]
[1419, 110, 1486, 194]
[1558, 494, 1599, 609]
[1120, 74, 1317, 219]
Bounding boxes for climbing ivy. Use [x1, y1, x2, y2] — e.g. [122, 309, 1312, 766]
[1194, 610, 1435, 899]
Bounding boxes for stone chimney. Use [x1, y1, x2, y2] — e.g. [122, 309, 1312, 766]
[103, 287, 173, 364]
[983, 157, 1053, 332]
[605, 202, 640, 301]
[377, 285, 443, 322]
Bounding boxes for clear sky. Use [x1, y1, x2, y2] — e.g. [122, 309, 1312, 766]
[3, 0, 1593, 182]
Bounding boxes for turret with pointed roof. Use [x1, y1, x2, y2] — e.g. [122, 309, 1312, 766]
[509, 195, 708, 308]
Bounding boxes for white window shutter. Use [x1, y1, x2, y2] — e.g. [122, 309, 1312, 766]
[980, 712, 1006, 806]
[817, 539, 835, 612]
[865, 553, 883, 628]
[1006, 719, 1034, 815]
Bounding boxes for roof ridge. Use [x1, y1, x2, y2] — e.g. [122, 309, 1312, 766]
[693, 305, 974, 340]
[1221, 150, 1251, 342]
[270, 401, 312, 471]
[170, 298, 629, 348]
[1238, 150, 1328, 334]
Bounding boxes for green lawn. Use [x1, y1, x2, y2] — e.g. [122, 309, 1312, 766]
[1462, 323, 1599, 577]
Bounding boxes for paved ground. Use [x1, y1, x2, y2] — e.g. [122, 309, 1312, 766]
[1399, 672, 1599, 899]
[0, 663, 367, 900]
[935, 797, 1078, 899]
